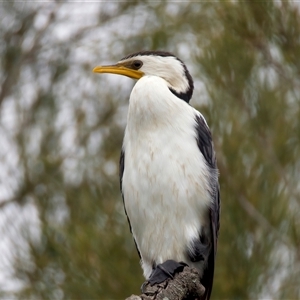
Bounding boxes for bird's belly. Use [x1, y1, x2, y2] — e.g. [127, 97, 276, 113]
[122, 132, 211, 278]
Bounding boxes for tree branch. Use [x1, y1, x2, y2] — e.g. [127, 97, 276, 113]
[125, 266, 205, 300]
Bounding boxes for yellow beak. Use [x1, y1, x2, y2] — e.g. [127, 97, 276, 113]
[93, 65, 144, 80]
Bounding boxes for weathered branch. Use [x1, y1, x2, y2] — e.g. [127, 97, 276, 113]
[125, 266, 205, 300]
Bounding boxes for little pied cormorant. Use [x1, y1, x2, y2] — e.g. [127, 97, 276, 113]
[93, 51, 220, 300]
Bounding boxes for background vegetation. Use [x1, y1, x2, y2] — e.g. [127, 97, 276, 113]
[0, 1, 299, 299]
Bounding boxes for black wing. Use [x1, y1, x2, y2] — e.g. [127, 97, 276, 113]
[119, 149, 141, 259]
[194, 114, 220, 300]
[119, 149, 125, 192]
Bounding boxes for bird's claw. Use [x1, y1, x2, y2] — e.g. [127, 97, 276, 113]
[146, 260, 188, 287]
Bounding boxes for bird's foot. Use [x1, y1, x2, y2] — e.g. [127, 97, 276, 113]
[141, 260, 188, 292]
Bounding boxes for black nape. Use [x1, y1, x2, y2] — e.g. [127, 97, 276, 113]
[169, 87, 193, 103]
[169, 61, 194, 103]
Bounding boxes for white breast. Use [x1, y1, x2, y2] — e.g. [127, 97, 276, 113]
[122, 76, 212, 279]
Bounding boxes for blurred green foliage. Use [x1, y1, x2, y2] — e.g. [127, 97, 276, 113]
[0, 1, 299, 299]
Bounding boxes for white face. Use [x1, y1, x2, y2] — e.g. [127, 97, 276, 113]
[119, 55, 191, 96]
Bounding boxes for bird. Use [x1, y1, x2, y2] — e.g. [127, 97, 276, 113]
[93, 50, 220, 300]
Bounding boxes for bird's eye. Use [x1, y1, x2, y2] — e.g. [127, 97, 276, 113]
[132, 60, 143, 69]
